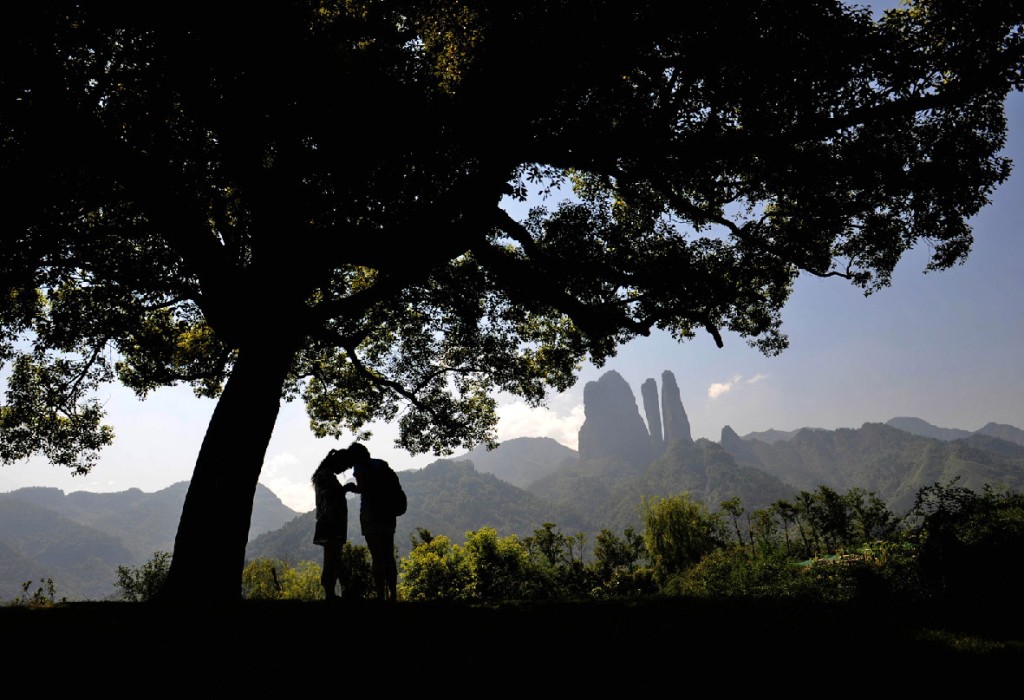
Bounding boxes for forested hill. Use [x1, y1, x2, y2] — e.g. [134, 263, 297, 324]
[453, 436, 579, 489]
[248, 418, 1024, 567]
[722, 422, 1024, 514]
[4, 417, 1023, 600]
[885, 417, 1024, 445]
[0, 482, 296, 601]
[246, 458, 597, 564]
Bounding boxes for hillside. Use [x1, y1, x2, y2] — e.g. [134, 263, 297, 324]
[5, 395, 1024, 601]
[524, 437, 799, 534]
[250, 415, 1024, 571]
[0, 482, 298, 601]
[246, 458, 596, 564]
[453, 436, 579, 489]
[721, 422, 1024, 514]
[0, 498, 134, 600]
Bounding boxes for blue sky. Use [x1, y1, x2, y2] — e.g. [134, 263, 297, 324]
[3, 6, 1022, 513]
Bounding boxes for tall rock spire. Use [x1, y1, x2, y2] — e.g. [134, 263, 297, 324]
[641, 377, 665, 453]
[577, 370, 658, 470]
[661, 370, 692, 444]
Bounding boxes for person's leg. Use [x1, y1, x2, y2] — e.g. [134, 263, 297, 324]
[322, 541, 342, 600]
[384, 533, 398, 601]
[365, 533, 387, 600]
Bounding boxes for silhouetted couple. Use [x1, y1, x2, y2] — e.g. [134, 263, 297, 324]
[311, 442, 399, 602]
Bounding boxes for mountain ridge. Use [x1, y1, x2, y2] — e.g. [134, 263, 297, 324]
[0, 481, 298, 600]
[3, 364, 1022, 601]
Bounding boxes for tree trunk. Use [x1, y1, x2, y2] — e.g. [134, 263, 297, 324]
[152, 338, 297, 605]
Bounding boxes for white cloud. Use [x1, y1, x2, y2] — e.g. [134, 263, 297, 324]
[260, 452, 314, 513]
[746, 373, 768, 384]
[496, 402, 585, 450]
[708, 374, 743, 399]
[262, 475, 315, 514]
[262, 451, 300, 478]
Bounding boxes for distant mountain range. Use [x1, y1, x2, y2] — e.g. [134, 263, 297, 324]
[248, 371, 1024, 570]
[4, 369, 1023, 600]
[0, 482, 296, 600]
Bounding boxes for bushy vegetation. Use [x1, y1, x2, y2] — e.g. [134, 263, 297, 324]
[5, 578, 66, 608]
[115, 551, 172, 602]
[389, 478, 1024, 607]
[242, 543, 374, 601]
[5, 478, 1019, 609]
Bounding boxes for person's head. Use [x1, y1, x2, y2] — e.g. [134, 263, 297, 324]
[312, 448, 352, 481]
[346, 441, 371, 464]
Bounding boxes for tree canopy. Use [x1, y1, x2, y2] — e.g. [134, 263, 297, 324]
[2, 1, 1022, 602]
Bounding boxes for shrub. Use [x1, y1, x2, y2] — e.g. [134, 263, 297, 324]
[115, 551, 171, 602]
[6, 578, 66, 608]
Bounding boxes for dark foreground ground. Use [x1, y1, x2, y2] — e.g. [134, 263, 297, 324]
[4, 596, 1021, 690]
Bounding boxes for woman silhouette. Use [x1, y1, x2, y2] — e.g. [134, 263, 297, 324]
[311, 449, 356, 601]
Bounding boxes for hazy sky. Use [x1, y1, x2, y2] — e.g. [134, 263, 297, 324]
[3, 6, 1022, 513]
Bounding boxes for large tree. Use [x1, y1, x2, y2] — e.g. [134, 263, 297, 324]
[2, 1, 1021, 603]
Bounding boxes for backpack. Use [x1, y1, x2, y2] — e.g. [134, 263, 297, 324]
[391, 481, 408, 517]
[378, 460, 408, 517]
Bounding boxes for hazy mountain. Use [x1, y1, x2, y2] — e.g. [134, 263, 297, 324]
[7, 367, 1024, 601]
[253, 372, 1024, 564]
[969, 422, 1024, 446]
[886, 416, 974, 441]
[1, 481, 297, 561]
[246, 458, 597, 564]
[0, 497, 135, 601]
[881, 416, 1024, 447]
[740, 418, 1024, 450]
[0, 482, 299, 601]
[739, 428, 807, 444]
[527, 437, 799, 535]
[721, 422, 1024, 514]
[453, 437, 578, 489]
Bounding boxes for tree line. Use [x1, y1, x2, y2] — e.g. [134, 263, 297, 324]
[68, 478, 1015, 609]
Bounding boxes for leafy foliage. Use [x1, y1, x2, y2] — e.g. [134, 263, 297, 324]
[398, 530, 477, 601]
[383, 479, 1023, 611]
[642, 493, 729, 585]
[3, 578, 66, 608]
[241, 557, 285, 601]
[276, 561, 325, 601]
[463, 527, 535, 601]
[589, 527, 656, 598]
[522, 523, 596, 598]
[242, 546, 374, 600]
[114, 551, 172, 603]
[903, 479, 1024, 604]
[399, 523, 643, 601]
[15, 477, 998, 607]
[3, 1, 1021, 602]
